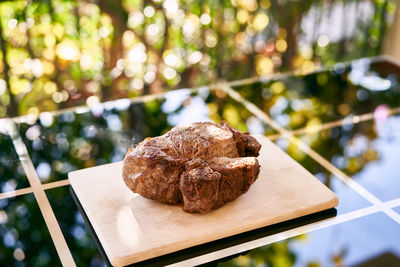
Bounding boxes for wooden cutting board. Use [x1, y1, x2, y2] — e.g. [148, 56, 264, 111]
[69, 135, 338, 266]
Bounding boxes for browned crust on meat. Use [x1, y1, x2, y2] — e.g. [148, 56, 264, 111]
[122, 121, 261, 213]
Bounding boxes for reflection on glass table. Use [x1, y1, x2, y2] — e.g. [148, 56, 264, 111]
[218, 212, 400, 267]
[297, 114, 400, 202]
[0, 57, 399, 266]
[18, 88, 272, 184]
[45, 186, 104, 266]
[394, 207, 400, 216]
[232, 58, 400, 130]
[0, 130, 30, 193]
[0, 194, 60, 266]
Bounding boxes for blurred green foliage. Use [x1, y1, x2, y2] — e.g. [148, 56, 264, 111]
[0, 0, 399, 265]
[0, 0, 397, 117]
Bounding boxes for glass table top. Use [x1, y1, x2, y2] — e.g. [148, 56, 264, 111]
[274, 136, 371, 215]
[0, 129, 30, 194]
[232, 57, 400, 130]
[17, 87, 273, 184]
[45, 186, 104, 266]
[395, 206, 400, 216]
[1, 56, 400, 266]
[218, 212, 400, 267]
[0, 194, 61, 266]
[296, 113, 400, 202]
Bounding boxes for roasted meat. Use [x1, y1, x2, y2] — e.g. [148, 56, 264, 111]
[122, 121, 261, 213]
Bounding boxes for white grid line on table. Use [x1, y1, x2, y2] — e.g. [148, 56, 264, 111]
[291, 134, 400, 225]
[386, 198, 400, 208]
[291, 135, 382, 206]
[42, 179, 70, 190]
[225, 55, 398, 88]
[0, 187, 33, 200]
[222, 85, 400, 226]
[169, 198, 400, 267]
[266, 106, 400, 141]
[383, 208, 400, 224]
[8, 87, 201, 125]
[168, 195, 400, 267]
[0, 180, 71, 200]
[167, 205, 380, 267]
[4, 119, 76, 267]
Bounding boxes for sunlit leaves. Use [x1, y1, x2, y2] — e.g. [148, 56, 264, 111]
[0, 0, 396, 117]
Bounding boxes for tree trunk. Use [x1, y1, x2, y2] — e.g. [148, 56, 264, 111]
[98, 0, 128, 100]
[0, 19, 18, 117]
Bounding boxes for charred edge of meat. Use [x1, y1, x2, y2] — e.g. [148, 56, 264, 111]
[243, 134, 261, 157]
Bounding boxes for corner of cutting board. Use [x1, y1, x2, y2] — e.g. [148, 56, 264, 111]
[254, 133, 339, 210]
[111, 253, 147, 267]
[68, 168, 85, 187]
[316, 179, 339, 210]
[68, 169, 78, 184]
[330, 192, 339, 208]
[110, 257, 125, 267]
[68, 161, 123, 184]
[319, 190, 339, 211]
[68, 169, 78, 178]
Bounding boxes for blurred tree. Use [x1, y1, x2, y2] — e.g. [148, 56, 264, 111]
[0, 0, 397, 117]
[0, 15, 18, 116]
